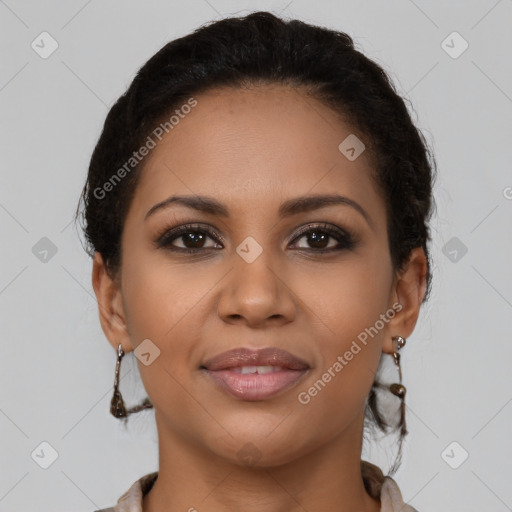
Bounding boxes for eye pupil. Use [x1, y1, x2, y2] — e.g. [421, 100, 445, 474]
[308, 231, 329, 249]
[184, 232, 206, 248]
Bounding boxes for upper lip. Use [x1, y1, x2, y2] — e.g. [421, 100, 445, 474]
[201, 347, 310, 371]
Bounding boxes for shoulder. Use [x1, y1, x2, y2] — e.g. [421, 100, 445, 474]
[91, 471, 158, 512]
[361, 460, 419, 511]
[381, 476, 419, 512]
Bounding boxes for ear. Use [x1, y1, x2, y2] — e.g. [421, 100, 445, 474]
[382, 247, 428, 354]
[91, 252, 133, 354]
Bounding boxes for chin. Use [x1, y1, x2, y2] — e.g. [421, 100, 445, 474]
[208, 428, 313, 469]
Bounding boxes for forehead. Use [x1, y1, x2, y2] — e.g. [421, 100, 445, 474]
[127, 84, 384, 222]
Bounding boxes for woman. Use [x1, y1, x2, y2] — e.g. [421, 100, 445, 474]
[76, 10, 436, 512]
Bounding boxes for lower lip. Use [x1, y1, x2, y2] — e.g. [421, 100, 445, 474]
[204, 368, 308, 400]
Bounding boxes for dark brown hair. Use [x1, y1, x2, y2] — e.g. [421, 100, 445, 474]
[75, 11, 437, 475]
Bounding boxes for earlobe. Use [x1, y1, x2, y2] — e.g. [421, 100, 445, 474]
[91, 252, 132, 353]
[383, 247, 428, 354]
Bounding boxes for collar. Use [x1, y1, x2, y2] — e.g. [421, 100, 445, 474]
[100, 460, 418, 512]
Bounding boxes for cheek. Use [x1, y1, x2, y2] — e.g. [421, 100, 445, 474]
[121, 252, 215, 342]
[119, 259, 213, 429]
[293, 254, 392, 397]
[294, 252, 392, 339]
[119, 253, 225, 381]
[294, 271, 389, 433]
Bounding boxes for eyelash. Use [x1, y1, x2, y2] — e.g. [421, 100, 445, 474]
[154, 222, 356, 255]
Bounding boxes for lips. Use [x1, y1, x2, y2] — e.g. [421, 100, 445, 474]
[201, 347, 310, 371]
[201, 347, 310, 401]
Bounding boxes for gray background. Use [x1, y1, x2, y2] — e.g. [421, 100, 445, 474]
[1, 1, 511, 511]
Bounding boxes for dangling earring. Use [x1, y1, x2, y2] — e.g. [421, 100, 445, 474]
[389, 335, 406, 402]
[110, 344, 154, 419]
[387, 335, 408, 475]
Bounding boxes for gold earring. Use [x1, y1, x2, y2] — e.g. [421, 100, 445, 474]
[389, 335, 406, 399]
[110, 344, 154, 419]
[387, 335, 408, 475]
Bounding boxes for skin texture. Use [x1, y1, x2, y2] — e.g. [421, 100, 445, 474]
[92, 84, 427, 512]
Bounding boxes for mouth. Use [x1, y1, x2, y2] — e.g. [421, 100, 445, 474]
[200, 347, 310, 401]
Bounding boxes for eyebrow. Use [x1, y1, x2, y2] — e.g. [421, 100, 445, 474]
[145, 193, 373, 228]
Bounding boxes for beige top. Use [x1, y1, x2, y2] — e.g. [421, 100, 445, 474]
[94, 461, 419, 512]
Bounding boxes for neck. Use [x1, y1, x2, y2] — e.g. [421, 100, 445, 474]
[143, 411, 381, 512]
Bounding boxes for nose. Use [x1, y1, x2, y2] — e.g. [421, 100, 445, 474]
[217, 247, 296, 328]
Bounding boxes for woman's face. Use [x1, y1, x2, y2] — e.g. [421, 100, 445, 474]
[97, 84, 418, 466]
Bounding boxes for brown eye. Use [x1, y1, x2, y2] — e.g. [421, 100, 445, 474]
[173, 231, 210, 249]
[156, 224, 223, 252]
[290, 224, 355, 252]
